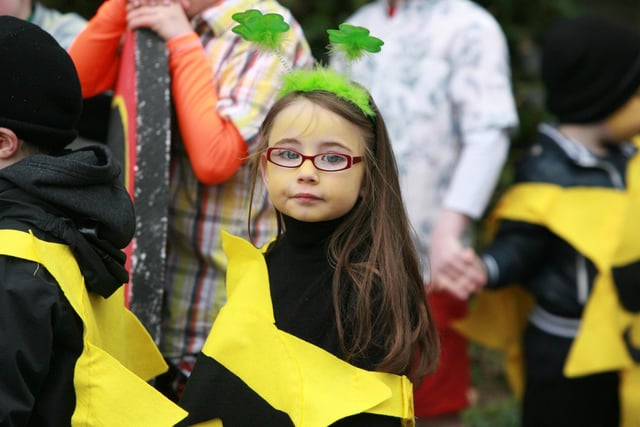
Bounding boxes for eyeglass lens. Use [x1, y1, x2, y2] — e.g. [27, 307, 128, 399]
[268, 148, 353, 171]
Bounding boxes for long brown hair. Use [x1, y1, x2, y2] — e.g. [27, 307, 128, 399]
[249, 90, 438, 382]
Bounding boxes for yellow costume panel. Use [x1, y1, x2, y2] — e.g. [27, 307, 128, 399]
[197, 232, 415, 427]
[0, 229, 187, 426]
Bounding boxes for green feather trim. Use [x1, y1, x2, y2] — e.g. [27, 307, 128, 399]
[279, 68, 375, 117]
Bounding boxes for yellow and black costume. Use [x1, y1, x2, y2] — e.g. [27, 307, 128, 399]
[456, 125, 640, 427]
[178, 216, 414, 427]
[0, 146, 186, 426]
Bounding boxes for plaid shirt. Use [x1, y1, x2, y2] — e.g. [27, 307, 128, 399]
[161, 0, 313, 359]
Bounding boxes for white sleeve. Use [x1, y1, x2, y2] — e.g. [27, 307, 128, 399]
[442, 128, 510, 219]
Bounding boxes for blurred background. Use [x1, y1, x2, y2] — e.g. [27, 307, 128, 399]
[52, 0, 640, 197]
[44, 0, 640, 424]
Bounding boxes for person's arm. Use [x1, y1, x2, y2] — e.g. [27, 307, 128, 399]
[428, 129, 509, 297]
[68, 0, 128, 97]
[442, 128, 510, 218]
[126, 3, 247, 184]
[480, 219, 551, 288]
[0, 258, 59, 425]
[167, 33, 246, 184]
[428, 209, 482, 298]
[429, 10, 517, 297]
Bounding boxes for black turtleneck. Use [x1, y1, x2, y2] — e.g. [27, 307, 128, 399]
[264, 215, 399, 427]
[265, 214, 343, 358]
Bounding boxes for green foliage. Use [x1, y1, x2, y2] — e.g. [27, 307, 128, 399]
[42, 0, 100, 18]
[463, 343, 520, 426]
[462, 397, 520, 427]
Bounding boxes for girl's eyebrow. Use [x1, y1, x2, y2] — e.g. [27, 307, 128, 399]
[271, 138, 354, 153]
[319, 141, 354, 153]
[272, 138, 300, 146]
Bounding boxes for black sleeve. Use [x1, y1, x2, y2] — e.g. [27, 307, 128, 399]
[177, 353, 294, 427]
[0, 256, 61, 426]
[331, 413, 402, 426]
[480, 219, 552, 288]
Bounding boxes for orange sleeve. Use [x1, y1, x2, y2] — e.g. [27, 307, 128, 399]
[166, 33, 247, 185]
[68, 0, 127, 98]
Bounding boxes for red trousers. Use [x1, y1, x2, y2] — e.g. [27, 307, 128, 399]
[414, 290, 470, 417]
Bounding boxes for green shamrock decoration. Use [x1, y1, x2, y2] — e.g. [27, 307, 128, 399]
[327, 23, 384, 61]
[232, 9, 290, 52]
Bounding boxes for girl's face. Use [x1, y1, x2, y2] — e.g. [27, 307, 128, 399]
[261, 98, 366, 223]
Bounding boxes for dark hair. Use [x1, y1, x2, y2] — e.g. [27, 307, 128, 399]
[249, 90, 438, 381]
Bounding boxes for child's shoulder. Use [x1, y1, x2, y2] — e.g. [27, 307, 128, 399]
[514, 133, 572, 186]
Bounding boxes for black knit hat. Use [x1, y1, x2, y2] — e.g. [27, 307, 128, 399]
[0, 16, 82, 150]
[542, 15, 640, 124]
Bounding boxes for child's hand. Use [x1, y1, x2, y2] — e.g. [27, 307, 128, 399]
[429, 245, 487, 300]
[128, 0, 172, 7]
[126, 0, 192, 41]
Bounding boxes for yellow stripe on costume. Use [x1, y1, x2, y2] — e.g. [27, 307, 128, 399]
[191, 420, 223, 427]
[454, 139, 640, 427]
[0, 229, 187, 426]
[200, 232, 414, 427]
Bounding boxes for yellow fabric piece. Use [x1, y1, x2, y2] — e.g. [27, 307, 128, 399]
[0, 229, 187, 426]
[191, 420, 223, 427]
[200, 232, 415, 427]
[454, 140, 640, 426]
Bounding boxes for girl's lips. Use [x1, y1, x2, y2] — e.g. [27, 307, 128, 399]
[292, 192, 322, 202]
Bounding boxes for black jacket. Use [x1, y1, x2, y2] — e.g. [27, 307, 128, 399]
[482, 124, 638, 317]
[479, 124, 640, 380]
[0, 145, 135, 426]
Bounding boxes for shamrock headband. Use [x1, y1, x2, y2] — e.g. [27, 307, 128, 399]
[231, 10, 383, 118]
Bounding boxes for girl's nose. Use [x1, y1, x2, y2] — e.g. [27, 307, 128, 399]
[296, 159, 319, 182]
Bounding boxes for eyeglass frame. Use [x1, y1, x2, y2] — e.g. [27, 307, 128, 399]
[265, 147, 363, 172]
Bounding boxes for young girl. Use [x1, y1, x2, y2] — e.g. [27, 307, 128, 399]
[176, 71, 439, 426]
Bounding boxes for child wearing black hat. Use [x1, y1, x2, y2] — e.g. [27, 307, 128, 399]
[0, 16, 186, 425]
[449, 15, 640, 427]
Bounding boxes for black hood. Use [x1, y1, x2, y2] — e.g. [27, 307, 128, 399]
[0, 145, 135, 247]
[0, 145, 136, 297]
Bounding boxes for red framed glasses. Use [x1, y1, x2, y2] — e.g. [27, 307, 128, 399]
[266, 147, 363, 172]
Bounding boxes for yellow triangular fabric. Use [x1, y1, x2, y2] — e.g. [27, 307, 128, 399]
[200, 232, 414, 427]
[0, 229, 187, 426]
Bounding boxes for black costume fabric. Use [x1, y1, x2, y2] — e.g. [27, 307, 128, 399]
[178, 215, 404, 427]
[0, 145, 134, 295]
[0, 145, 133, 425]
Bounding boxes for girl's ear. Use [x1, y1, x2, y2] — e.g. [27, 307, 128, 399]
[260, 153, 269, 186]
[0, 127, 20, 160]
